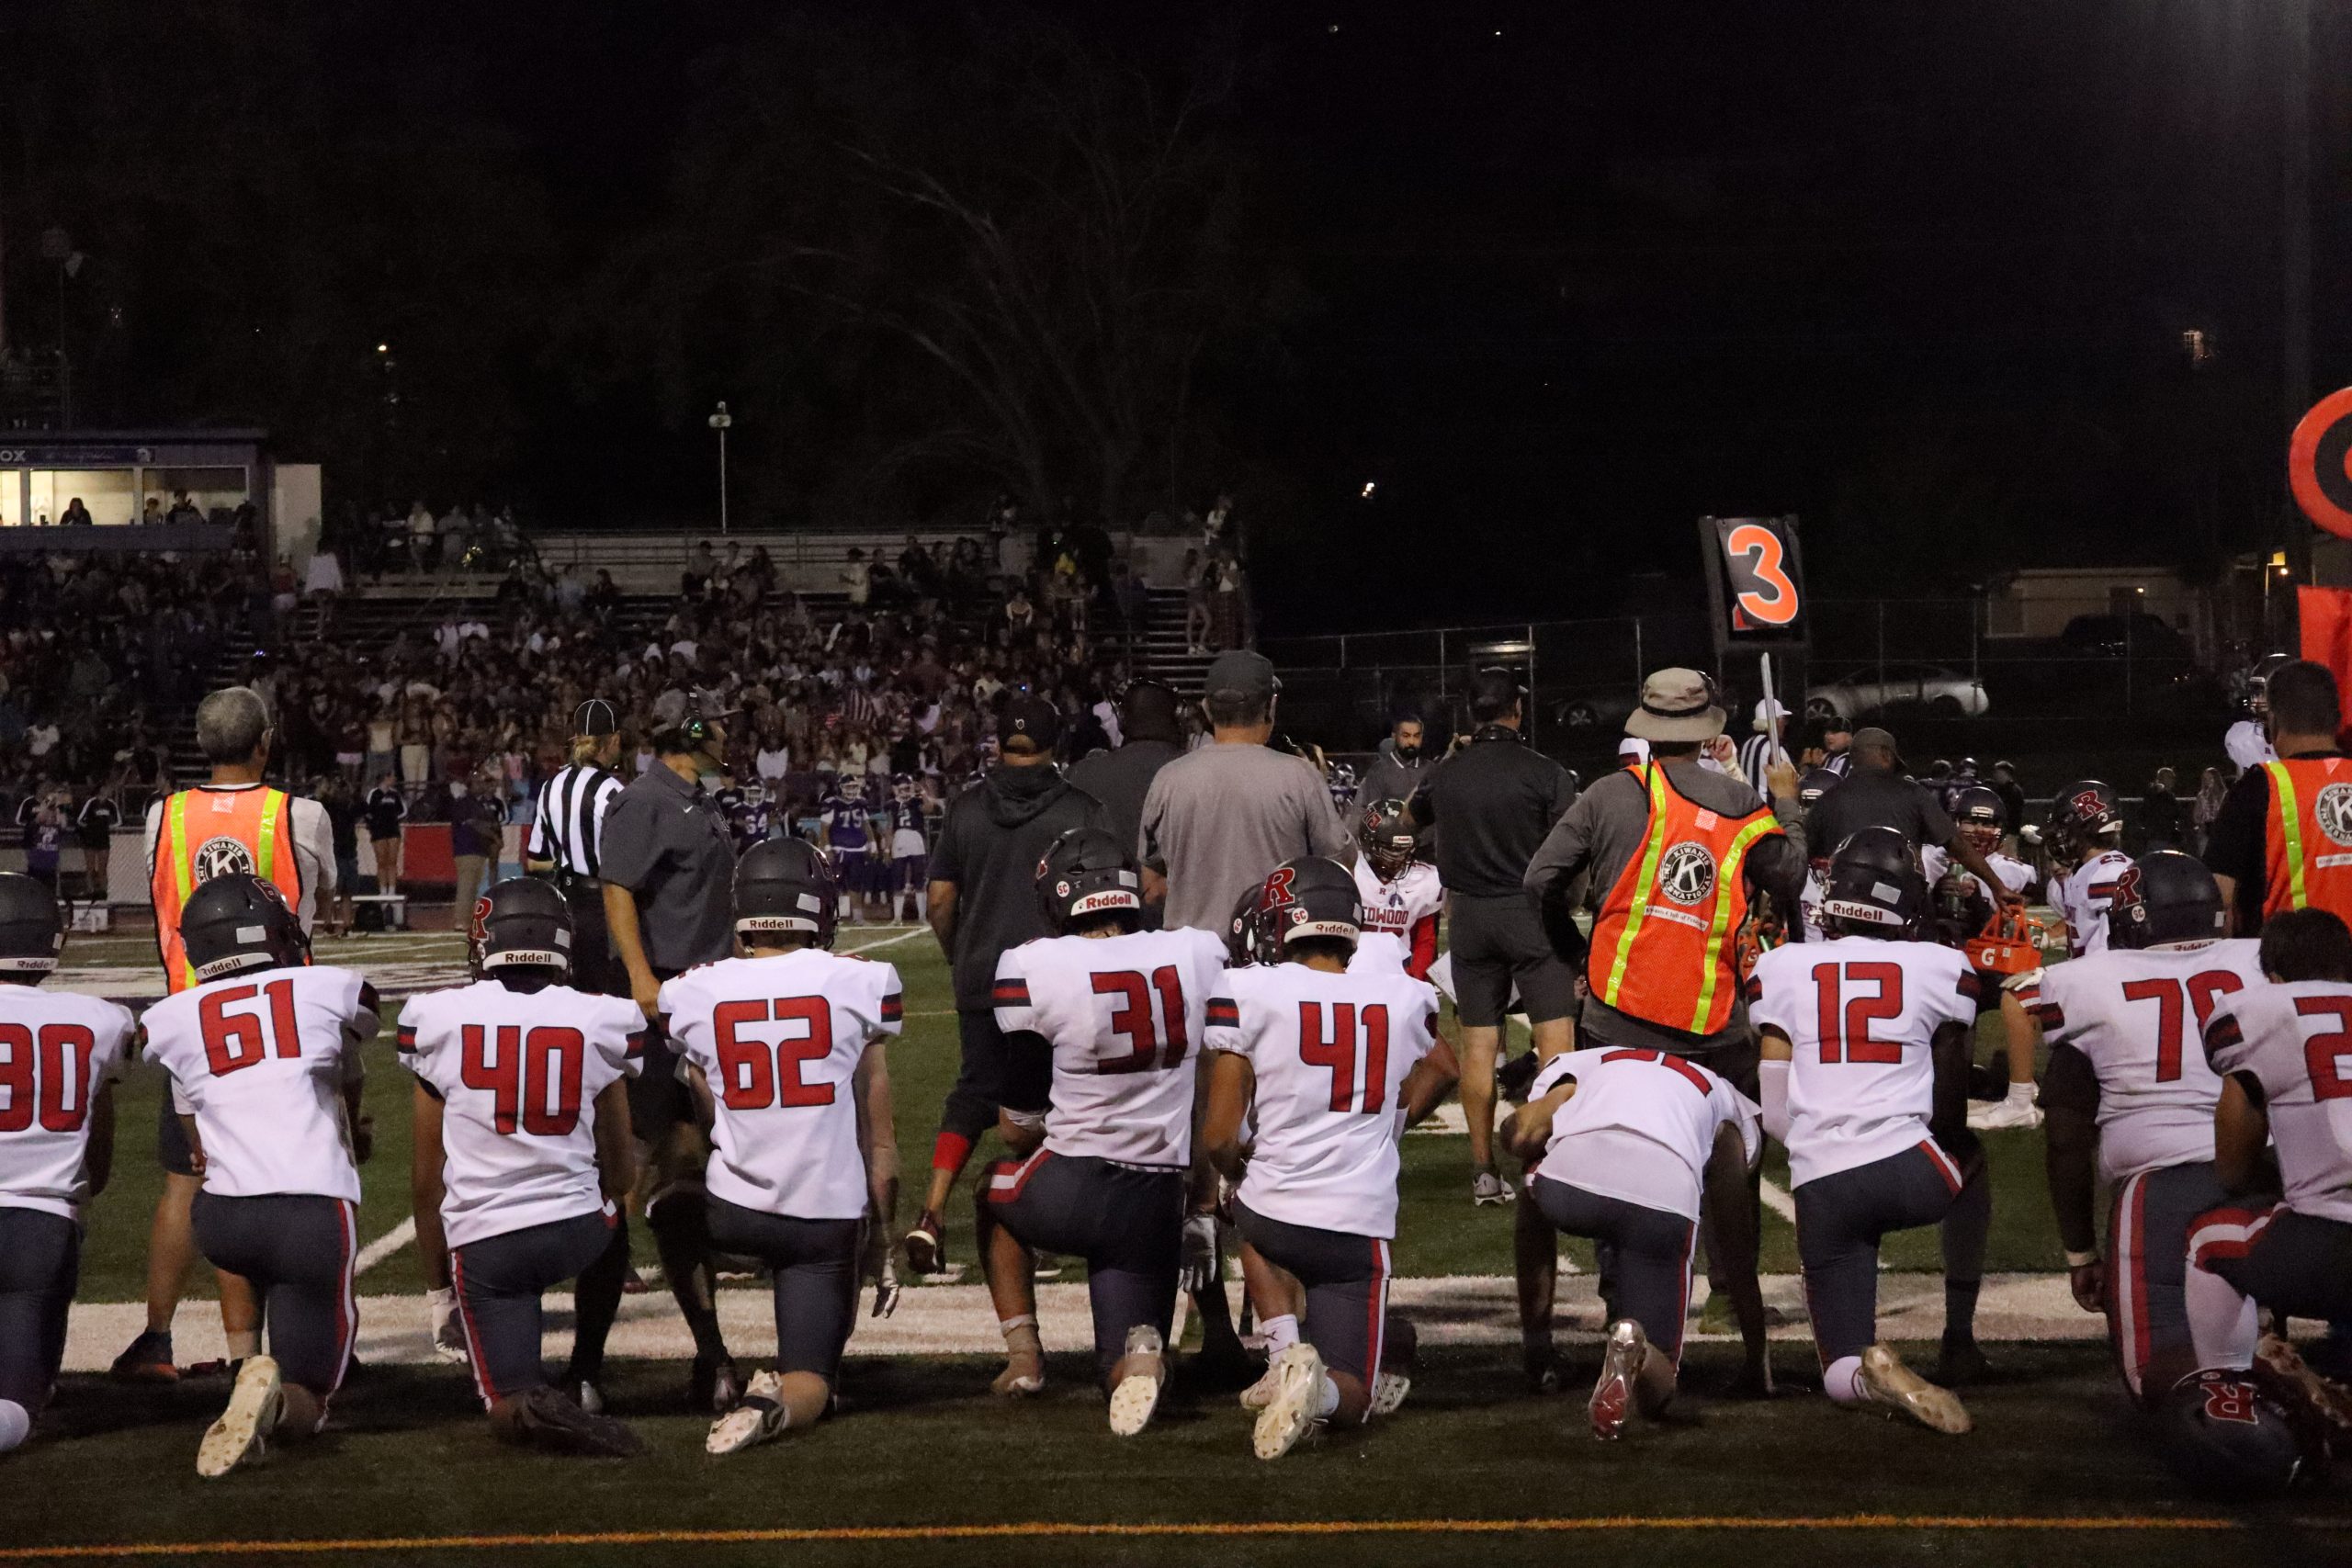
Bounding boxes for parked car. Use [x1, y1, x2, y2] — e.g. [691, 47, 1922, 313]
[1805, 662, 1989, 721]
[1555, 688, 1638, 734]
[2058, 612, 2191, 662]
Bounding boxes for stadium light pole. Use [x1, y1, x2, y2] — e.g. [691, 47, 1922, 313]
[709, 400, 733, 536]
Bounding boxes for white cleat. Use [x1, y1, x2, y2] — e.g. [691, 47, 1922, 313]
[706, 1370, 789, 1455]
[1239, 1362, 1282, 1411]
[1471, 1170, 1515, 1206]
[1253, 1344, 1328, 1461]
[1858, 1343, 1972, 1434]
[1107, 1325, 1164, 1437]
[1589, 1319, 1646, 1440]
[1967, 1097, 2043, 1132]
[1370, 1371, 1411, 1418]
[196, 1355, 284, 1479]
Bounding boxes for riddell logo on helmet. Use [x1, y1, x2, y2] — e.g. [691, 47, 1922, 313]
[1070, 889, 1139, 915]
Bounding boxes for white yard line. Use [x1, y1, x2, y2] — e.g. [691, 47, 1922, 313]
[1758, 1177, 1798, 1224]
[354, 1217, 416, 1275]
[62, 1270, 2130, 1373]
[842, 926, 933, 955]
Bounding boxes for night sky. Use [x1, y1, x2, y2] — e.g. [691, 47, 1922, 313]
[6, 1, 2347, 633]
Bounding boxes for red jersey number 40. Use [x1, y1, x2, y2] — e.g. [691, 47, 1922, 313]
[462, 1023, 586, 1135]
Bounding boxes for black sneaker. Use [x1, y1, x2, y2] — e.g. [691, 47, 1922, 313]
[1933, 1332, 1993, 1387]
[690, 1354, 744, 1416]
[110, 1329, 178, 1383]
[514, 1384, 645, 1458]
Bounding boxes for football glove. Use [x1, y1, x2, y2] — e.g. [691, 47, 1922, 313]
[427, 1286, 469, 1364]
[1180, 1212, 1221, 1293]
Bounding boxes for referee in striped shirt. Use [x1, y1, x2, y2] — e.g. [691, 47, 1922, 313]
[526, 697, 628, 996]
[1736, 696, 1791, 798]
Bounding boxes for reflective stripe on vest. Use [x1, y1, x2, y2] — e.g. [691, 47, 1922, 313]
[2267, 760, 2310, 911]
[1589, 762, 1781, 1037]
[1600, 765, 1677, 1010]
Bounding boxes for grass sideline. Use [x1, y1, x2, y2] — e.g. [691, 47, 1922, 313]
[64, 925, 2066, 1303]
[6, 1347, 2349, 1567]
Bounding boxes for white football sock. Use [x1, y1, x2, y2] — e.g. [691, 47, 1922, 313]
[1261, 1314, 1300, 1356]
[2004, 1082, 2036, 1107]
[2185, 1257, 2259, 1371]
[1823, 1355, 1866, 1404]
[1315, 1375, 1341, 1417]
[0, 1399, 29, 1452]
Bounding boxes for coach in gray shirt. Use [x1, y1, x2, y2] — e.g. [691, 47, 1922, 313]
[1139, 650, 1350, 932]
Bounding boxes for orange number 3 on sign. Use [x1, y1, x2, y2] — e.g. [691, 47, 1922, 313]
[1725, 523, 1799, 627]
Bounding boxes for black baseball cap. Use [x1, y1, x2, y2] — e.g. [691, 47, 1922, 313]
[1204, 649, 1279, 702]
[1000, 694, 1062, 750]
[572, 698, 619, 738]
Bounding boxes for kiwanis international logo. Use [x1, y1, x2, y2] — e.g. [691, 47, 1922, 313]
[1657, 841, 1717, 905]
[192, 836, 258, 883]
[2317, 783, 2352, 848]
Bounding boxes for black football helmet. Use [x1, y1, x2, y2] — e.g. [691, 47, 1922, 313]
[0, 872, 63, 976]
[1225, 886, 1261, 967]
[2108, 852, 2226, 950]
[471, 876, 575, 976]
[2154, 1370, 2319, 1499]
[2048, 779, 2121, 855]
[1818, 828, 1928, 938]
[734, 839, 841, 948]
[1951, 785, 2006, 857]
[180, 874, 307, 982]
[1035, 827, 1143, 936]
[1796, 767, 1842, 811]
[1358, 798, 1417, 880]
[1248, 856, 1363, 964]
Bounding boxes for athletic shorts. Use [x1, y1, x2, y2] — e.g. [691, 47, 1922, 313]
[450, 1208, 616, 1406]
[984, 1150, 1182, 1379]
[191, 1191, 359, 1396]
[835, 851, 874, 893]
[0, 1207, 79, 1411]
[940, 1010, 1009, 1147]
[1529, 1176, 1698, 1363]
[706, 1198, 861, 1383]
[1232, 1201, 1394, 1389]
[1447, 892, 1577, 1027]
[2188, 1204, 2352, 1325]
[895, 853, 929, 892]
[334, 852, 361, 890]
[1792, 1141, 1966, 1367]
[157, 1096, 198, 1179]
[2107, 1161, 2232, 1406]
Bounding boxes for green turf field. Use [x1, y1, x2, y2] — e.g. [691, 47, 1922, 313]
[17, 922, 2352, 1564]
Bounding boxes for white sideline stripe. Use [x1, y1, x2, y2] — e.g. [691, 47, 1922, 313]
[64, 1272, 2142, 1372]
[354, 1217, 416, 1275]
[1758, 1177, 1797, 1224]
[842, 927, 931, 955]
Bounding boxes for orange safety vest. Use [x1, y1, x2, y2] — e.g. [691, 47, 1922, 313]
[1588, 762, 1782, 1037]
[2261, 757, 2352, 921]
[152, 785, 301, 993]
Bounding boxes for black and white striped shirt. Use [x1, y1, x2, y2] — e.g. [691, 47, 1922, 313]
[529, 764, 625, 877]
[1736, 731, 1783, 798]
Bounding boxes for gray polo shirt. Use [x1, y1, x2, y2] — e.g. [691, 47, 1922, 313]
[1139, 741, 1351, 932]
[598, 761, 737, 973]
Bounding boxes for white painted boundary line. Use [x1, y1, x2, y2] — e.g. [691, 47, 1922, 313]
[842, 926, 933, 955]
[354, 1217, 416, 1275]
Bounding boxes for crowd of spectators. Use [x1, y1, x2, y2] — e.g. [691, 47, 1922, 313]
[0, 486, 1254, 896]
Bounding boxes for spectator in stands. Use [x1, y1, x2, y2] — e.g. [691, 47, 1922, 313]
[15, 788, 64, 892]
[74, 784, 120, 902]
[320, 773, 360, 935]
[407, 499, 435, 570]
[365, 773, 406, 896]
[61, 497, 93, 527]
[2191, 765, 2228, 858]
[1182, 547, 1210, 654]
[2138, 766, 2182, 852]
[166, 491, 203, 526]
[140, 496, 164, 525]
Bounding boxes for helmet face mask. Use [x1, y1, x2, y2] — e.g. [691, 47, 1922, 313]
[1951, 784, 2005, 858]
[1357, 798, 1416, 881]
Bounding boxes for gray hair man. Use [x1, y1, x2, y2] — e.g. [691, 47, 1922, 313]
[112, 685, 336, 1386]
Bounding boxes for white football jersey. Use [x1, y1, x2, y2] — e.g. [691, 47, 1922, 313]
[2050, 850, 2133, 958]
[2205, 982, 2352, 1226]
[663, 951, 902, 1222]
[993, 927, 1227, 1168]
[141, 964, 378, 1201]
[1747, 936, 1980, 1187]
[1921, 846, 2036, 907]
[400, 980, 647, 1249]
[2014, 938, 2263, 1184]
[1528, 1047, 1760, 1222]
[0, 987, 138, 1219]
[1349, 932, 1406, 976]
[1351, 860, 1442, 968]
[1205, 962, 1438, 1236]
[2224, 719, 2276, 775]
